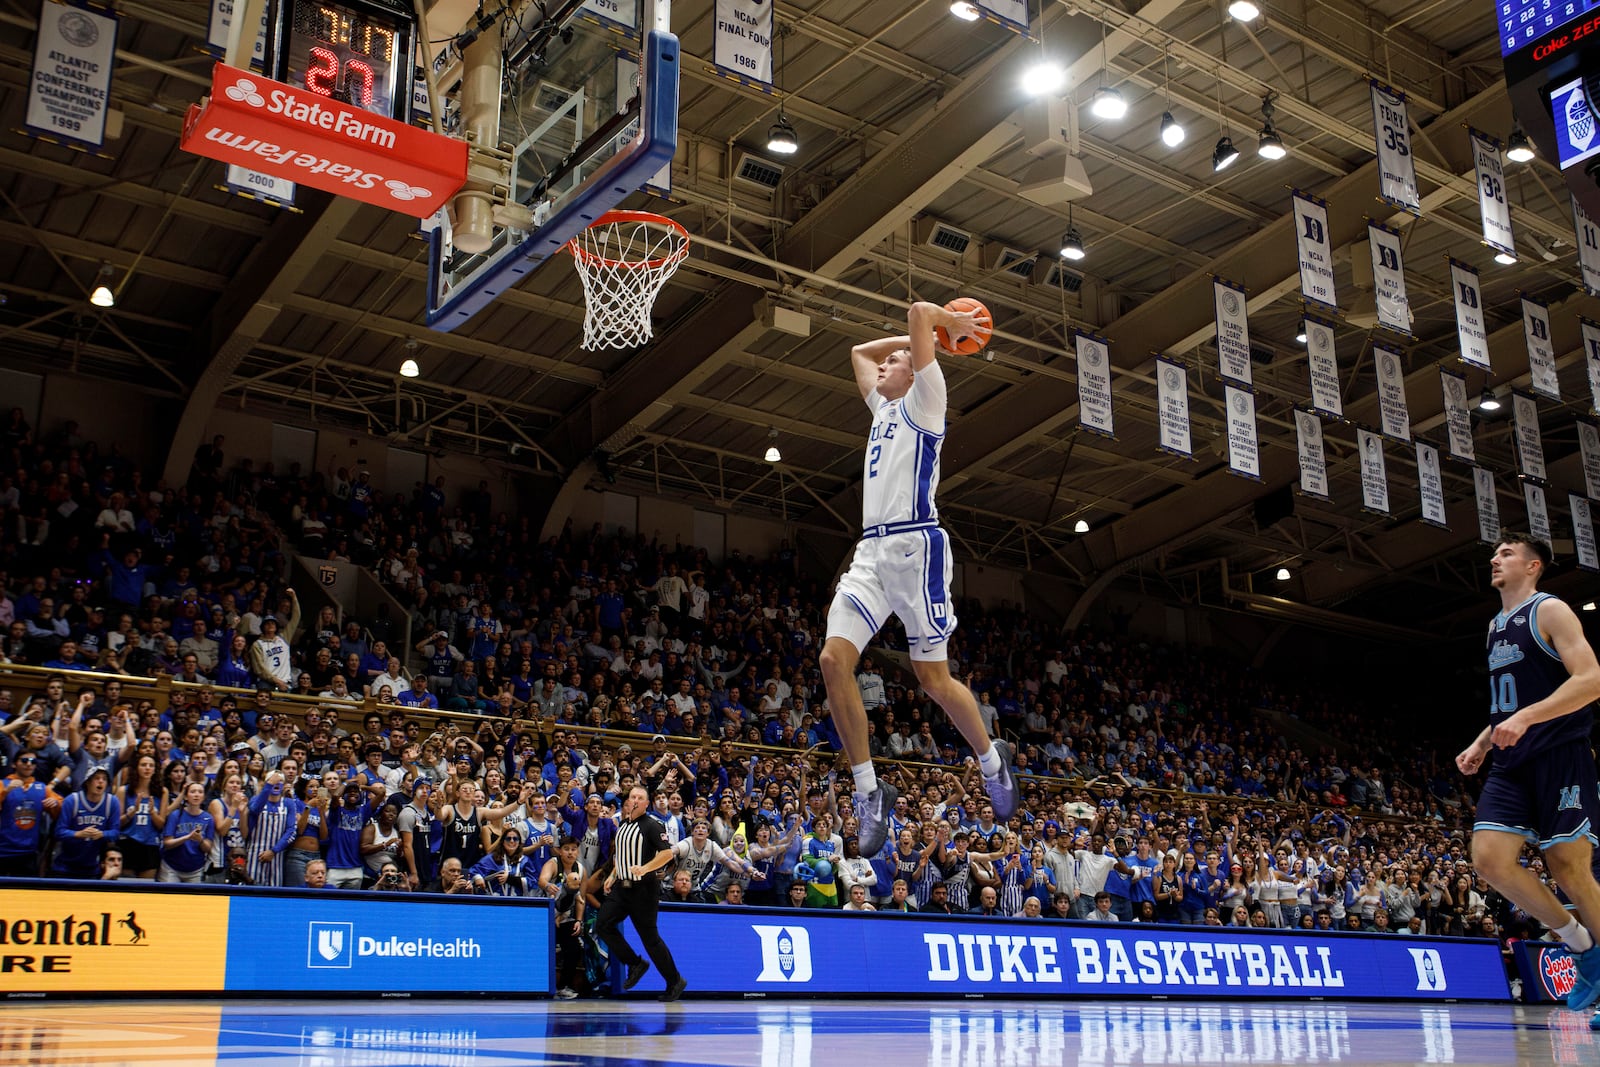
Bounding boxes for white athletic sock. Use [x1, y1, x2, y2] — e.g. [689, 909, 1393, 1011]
[1555, 917, 1595, 954]
[852, 761, 878, 798]
[977, 743, 1004, 778]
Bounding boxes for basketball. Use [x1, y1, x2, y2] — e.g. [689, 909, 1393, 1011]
[935, 297, 992, 355]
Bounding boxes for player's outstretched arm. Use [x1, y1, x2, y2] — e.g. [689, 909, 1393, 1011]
[907, 301, 982, 372]
[850, 335, 911, 401]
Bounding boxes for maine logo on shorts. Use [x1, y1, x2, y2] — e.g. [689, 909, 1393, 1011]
[752, 925, 813, 982]
[308, 921, 354, 968]
[1406, 947, 1446, 992]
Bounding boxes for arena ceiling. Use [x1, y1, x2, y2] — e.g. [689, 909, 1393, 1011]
[0, 0, 1591, 637]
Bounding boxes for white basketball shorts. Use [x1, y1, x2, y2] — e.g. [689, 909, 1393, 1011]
[826, 525, 956, 661]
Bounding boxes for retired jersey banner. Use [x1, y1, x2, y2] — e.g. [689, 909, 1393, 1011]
[1303, 317, 1342, 418]
[1076, 332, 1115, 438]
[1293, 193, 1337, 311]
[713, 0, 774, 86]
[1225, 386, 1260, 481]
[1440, 369, 1476, 463]
[1213, 279, 1253, 387]
[1575, 195, 1600, 296]
[1370, 82, 1420, 213]
[1450, 260, 1491, 370]
[1156, 357, 1192, 459]
[1358, 429, 1389, 514]
[26, 1, 118, 151]
[1512, 391, 1547, 482]
[1475, 467, 1501, 543]
[1471, 129, 1515, 257]
[1416, 441, 1447, 529]
[1573, 495, 1600, 572]
[1374, 347, 1411, 442]
[206, 0, 268, 65]
[1368, 223, 1411, 335]
[1295, 411, 1329, 500]
[1580, 419, 1600, 499]
[1521, 297, 1560, 401]
[1584, 318, 1600, 413]
[1525, 481, 1552, 545]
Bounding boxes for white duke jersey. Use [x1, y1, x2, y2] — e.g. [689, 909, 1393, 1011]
[861, 359, 947, 529]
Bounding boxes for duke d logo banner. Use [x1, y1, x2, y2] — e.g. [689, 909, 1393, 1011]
[1450, 260, 1491, 371]
[1293, 193, 1337, 311]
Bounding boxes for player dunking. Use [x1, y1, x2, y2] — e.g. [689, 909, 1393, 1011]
[819, 300, 1016, 858]
[1455, 535, 1600, 1016]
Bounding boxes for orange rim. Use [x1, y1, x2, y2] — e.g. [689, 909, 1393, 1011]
[568, 210, 690, 270]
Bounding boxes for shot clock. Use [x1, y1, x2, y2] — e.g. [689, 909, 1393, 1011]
[264, 0, 415, 122]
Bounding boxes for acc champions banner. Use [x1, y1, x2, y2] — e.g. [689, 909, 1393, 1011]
[618, 905, 1510, 1001]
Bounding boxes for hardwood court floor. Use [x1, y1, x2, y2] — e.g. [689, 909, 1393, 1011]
[0, 997, 1590, 1066]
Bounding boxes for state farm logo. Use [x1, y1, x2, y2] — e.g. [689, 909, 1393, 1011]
[1540, 945, 1577, 999]
[225, 78, 265, 108]
[385, 179, 433, 202]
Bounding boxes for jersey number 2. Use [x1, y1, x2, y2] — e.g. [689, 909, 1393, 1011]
[868, 445, 882, 478]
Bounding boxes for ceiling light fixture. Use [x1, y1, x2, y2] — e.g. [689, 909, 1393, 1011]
[1493, 249, 1517, 265]
[767, 24, 798, 155]
[1088, 23, 1126, 119]
[1074, 519, 1090, 533]
[1505, 125, 1535, 163]
[1021, 0, 1064, 96]
[1059, 205, 1085, 260]
[1228, 0, 1261, 21]
[1583, 601, 1597, 612]
[764, 428, 781, 463]
[89, 263, 115, 308]
[950, 0, 981, 20]
[1275, 566, 1291, 581]
[1159, 53, 1184, 146]
[1256, 96, 1286, 160]
[1211, 70, 1238, 172]
[1478, 389, 1502, 411]
[1296, 326, 1308, 343]
[399, 359, 420, 378]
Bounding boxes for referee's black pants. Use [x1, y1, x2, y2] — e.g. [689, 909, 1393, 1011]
[595, 881, 682, 986]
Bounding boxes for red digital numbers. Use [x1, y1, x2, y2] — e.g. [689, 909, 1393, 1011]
[306, 46, 338, 98]
[347, 58, 374, 108]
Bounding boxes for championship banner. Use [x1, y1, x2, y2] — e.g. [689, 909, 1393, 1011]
[1574, 195, 1600, 296]
[1293, 192, 1338, 311]
[1581, 419, 1600, 499]
[205, 0, 268, 66]
[1525, 481, 1552, 546]
[976, 0, 1030, 33]
[1512, 391, 1547, 482]
[1374, 346, 1411, 442]
[1416, 441, 1447, 529]
[1584, 318, 1600, 413]
[1225, 386, 1260, 480]
[1368, 222, 1412, 335]
[582, 0, 639, 29]
[1471, 129, 1515, 257]
[1440, 369, 1476, 463]
[713, 0, 774, 86]
[1572, 494, 1600, 572]
[26, 0, 118, 152]
[1213, 279, 1253, 387]
[1475, 466, 1502, 544]
[1304, 316, 1342, 417]
[1358, 428, 1390, 515]
[1075, 331, 1115, 438]
[1370, 82, 1420, 213]
[1521, 297, 1561, 401]
[1295, 410, 1330, 501]
[1156, 357, 1192, 459]
[1450, 259, 1491, 370]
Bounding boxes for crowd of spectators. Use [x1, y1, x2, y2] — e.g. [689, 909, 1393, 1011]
[0, 406, 1566, 998]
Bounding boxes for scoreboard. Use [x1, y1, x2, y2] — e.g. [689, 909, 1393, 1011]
[263, 0, 415, 123]
[1502, 0, 1600, 216]
[1500, 0, 1600, 58]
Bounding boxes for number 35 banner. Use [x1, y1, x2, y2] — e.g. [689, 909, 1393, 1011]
[1370, 82, 1418, 214]
[26, 0, 119, 152]
[714, 0, 773, 86]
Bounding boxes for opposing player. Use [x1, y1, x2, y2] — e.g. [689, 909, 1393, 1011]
[820, 300, 1015, 858]
[1455, 535, 1600, 1014]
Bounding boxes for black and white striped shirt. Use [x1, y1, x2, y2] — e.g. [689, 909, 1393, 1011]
[613, 814, 668, 881]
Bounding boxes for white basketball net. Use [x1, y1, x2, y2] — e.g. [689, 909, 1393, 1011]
[569, 214, 689, 350]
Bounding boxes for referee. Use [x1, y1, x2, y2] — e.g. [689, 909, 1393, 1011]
[595, 785, 688, 1002]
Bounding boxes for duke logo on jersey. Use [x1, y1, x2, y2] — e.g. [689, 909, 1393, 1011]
[752, 925, 813, 982]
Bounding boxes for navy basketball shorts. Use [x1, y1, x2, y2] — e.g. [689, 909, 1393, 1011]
[1474, 744, 1600, 851]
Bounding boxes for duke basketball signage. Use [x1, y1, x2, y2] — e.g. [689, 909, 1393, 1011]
[180, 64, 466, 216]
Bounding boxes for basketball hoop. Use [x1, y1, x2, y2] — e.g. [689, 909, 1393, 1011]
[568, 210, 690, 350]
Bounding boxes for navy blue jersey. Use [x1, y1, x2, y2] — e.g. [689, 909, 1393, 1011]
[1488, 592, 1595, 771]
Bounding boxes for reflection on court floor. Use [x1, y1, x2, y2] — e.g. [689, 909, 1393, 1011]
[0, 998, 1589, 1066]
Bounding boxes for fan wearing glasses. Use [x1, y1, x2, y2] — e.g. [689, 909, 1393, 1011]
[0, 749, 67, 877]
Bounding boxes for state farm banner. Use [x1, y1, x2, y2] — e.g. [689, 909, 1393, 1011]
[1416, 441, 1447, 529]
[26, 1, 118, 151]
[1575, 194, 1600, 296]
[1358, 428, 1389, 515]
[1225, 386, 1260, 481]
[1440, 369, 1476, 463]
[1450, 259, 1491, 370]
[1374, 346, 1411, 442]
[1521, 297, 1561, 401]
[180, 64, 468, 218]
[1584, 318, 1600, 413]
[1293, 192, 1337, 311]
[1295, 410, 1329, 501]
[1370, 82, 1420, 213]
[1579, 419, 1600, 499]
[1075, 331, 1115, 438]
[1573, 495, 1600, 572]
[1304, 316, 1342, 417]
[1512, 391, 1547, 482]
[1525, 481, 1552, 545]
[1213, 279, 1253, 387]
[1368, 222, 1411, 335]
[1474, 466, 1501, 544]
[713, 0, 773, 86]
[1471, 128, 1515, 257]
[1156, 357, 1192, 459]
